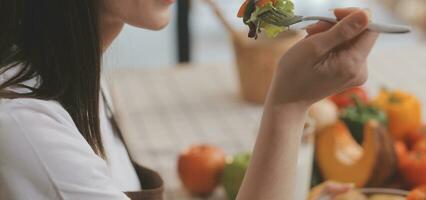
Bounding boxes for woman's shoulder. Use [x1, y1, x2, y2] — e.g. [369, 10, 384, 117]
[0, 97, 90, 158]
[0, 97, 88, 153]
[0, 97, 73, 125]
[0, 97, 129, 200]
[0, 97, 91, 166]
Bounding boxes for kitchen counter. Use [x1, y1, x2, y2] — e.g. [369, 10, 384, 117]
[106, 64, 314, 200]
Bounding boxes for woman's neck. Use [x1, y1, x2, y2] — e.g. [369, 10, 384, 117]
[100, 16, 124, 52]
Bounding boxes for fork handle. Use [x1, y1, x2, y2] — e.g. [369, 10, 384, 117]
[302, 16, 411, 34]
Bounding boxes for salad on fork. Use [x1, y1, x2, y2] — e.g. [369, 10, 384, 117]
[237, 0, 295, 39]
[238, 0, 410, 39]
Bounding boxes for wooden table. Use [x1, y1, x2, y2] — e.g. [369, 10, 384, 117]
[106, 64, 314, 200]
[106, 44, 426, 200]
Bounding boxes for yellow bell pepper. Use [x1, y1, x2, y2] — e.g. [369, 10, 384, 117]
[373, 89, 422, 140]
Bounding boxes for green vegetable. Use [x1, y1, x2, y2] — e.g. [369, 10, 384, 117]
[275, 0, 295, 14]
[222, 153, 251, 200]
[340, 97, 387, 144]
[243, 0, 257, 24]
[243, 0, 295, 39]
[263, 23, 286, 38]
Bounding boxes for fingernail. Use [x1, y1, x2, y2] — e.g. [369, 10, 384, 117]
[363, 8, 372, 19]
[352, 11, 368, 28]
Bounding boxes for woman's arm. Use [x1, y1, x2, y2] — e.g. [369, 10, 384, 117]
[237, 8, 378, 200]
[239, 103, 309, 199]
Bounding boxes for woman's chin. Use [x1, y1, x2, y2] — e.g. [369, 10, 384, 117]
[146, 18, 170, 30]
[128, 12, 171, 30]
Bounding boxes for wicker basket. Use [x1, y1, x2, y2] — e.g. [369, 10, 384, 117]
[203, 0, 305, 103]
[232, 30, 305, 103]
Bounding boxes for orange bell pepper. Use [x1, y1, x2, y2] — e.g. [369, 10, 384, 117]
[373, 89, 422, 140]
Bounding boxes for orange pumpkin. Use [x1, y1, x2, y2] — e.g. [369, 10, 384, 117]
[315, 120, 397, 187]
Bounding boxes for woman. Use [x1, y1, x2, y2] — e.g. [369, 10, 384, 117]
[0, 0, 377, 199]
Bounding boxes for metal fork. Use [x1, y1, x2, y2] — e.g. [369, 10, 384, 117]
[259, 9, 411, 34]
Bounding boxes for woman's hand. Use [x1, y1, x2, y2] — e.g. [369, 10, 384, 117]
[236, 8, 378, 200]
[268, 8, 378, 107]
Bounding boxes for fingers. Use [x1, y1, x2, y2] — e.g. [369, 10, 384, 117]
[334, 7, 361, 20]
[352, 31, 380, 58]
[310, 10, 370, 54]
[348, 9, 377, 57]
[306, 8, 362, 37]
[306, 21, 334, 36]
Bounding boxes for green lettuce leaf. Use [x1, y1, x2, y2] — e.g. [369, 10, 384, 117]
[246, 2, 275, 24]
[275, 0, 294, 14]
[246, 0, 295, 38]
[262, 23, 286, 38]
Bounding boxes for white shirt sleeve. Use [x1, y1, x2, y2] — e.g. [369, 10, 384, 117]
[0, 99, 130, 200]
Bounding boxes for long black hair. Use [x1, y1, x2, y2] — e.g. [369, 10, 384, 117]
[0, 0, 105, 157]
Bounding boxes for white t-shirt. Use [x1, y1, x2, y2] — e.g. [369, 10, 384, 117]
[0, 67, 141, 200]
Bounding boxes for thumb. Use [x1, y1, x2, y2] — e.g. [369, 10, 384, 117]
[314, 10, 369, 53]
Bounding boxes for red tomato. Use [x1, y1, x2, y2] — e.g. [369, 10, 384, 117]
[177, 144, 226, 197]
[407, 126, 426, 147]
[414, 138, 426, 153]
[395, 141, 409, 169]
[396, 142, 426, 187]
[330, 87, 368, 109]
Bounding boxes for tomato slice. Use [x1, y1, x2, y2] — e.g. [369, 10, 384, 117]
[237, 0, 277, 18]
[256, 0, 277, 8]
[237, 0, 249, 18]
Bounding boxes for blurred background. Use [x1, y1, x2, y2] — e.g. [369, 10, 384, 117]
[105, 1, 426, 199]
[103, 0, 426, 69]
